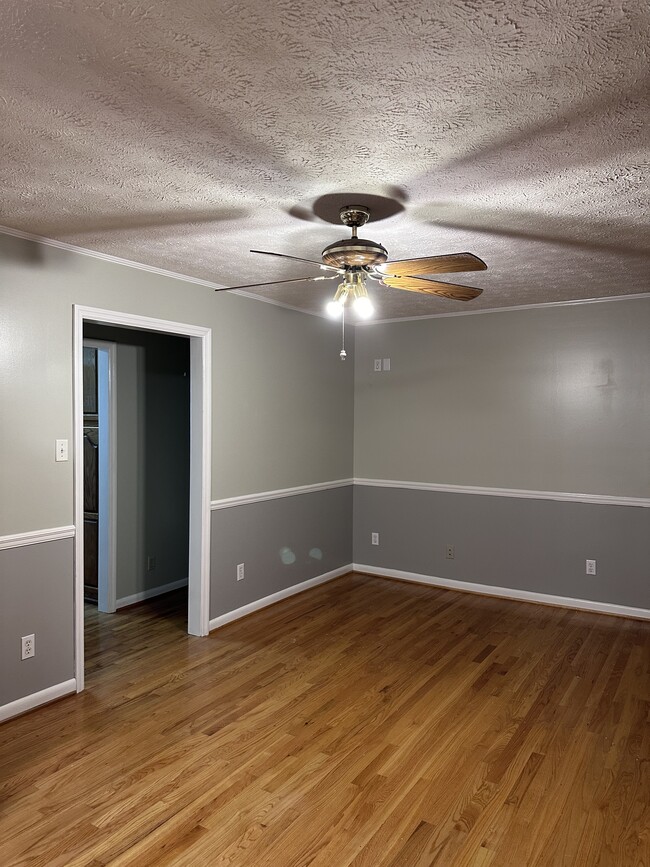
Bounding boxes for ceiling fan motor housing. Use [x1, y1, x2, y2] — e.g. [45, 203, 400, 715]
[321, 237, 388, 268]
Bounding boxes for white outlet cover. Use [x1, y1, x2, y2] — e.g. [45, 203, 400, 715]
[371, 532, 379, 545]
[21, 634, 35, 659]
[374, 359, 382, 372]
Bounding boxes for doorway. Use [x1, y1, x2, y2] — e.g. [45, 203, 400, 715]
[73, 306, 212, 692]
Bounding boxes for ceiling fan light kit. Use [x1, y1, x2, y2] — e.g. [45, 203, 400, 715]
[326, 270, 374, 320]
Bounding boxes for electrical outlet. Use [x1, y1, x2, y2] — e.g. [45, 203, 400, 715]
[147, 555, 156, 571]
[586, 559, 596, 576]
[371, 532, 379, 546]
[237, 563, 245, 581]
[446, 545, 455, 559]
[55, 439, 68, 462]
[374, 359, 382, 372]
[21, 634, 35, 660]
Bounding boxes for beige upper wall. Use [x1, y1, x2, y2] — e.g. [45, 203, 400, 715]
[353, 298, 650, 498]
[0, 233, 354, 536]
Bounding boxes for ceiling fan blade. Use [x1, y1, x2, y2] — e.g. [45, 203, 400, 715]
[376, 252, 487, 277]
[250, 250, 342, 273]
[215, 274, 336, 292]
[381, 275, 483, 301]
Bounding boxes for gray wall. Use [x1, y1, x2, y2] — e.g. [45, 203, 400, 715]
[0, 540, 74, 705]
[0, 233, 355, 537]
[1, 228, 647, 714]
[211, 486, 352, 618]
[114, 343, 146, 599]
[0, 232, 354, 709]
[353, 298, 650, 610]
[354, 299, 650, 497]
[85, 325, 191, 599]
[353, 486, 650, 609]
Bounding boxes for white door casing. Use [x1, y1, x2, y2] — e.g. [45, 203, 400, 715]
[73, 306, 212, 692]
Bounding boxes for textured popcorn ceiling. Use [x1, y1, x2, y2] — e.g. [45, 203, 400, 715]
[1, 0, 648, 319]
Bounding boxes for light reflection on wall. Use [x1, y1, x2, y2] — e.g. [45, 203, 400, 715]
[278, 547, 324, 566]
[279, 547, 296, 565]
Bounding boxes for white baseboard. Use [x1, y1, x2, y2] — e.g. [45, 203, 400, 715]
[209, 565, 351, 631]
[116, 578, 189, 610]
[0, 678, 77, 724]
[353, 564, 650, 622]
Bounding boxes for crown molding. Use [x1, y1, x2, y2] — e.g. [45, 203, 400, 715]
[0, 224, 328, 319]
[5, 224, 646, 325]
[357, 292, 650, 325]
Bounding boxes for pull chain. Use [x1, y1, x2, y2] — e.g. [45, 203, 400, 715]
[340, 304, 347, 361]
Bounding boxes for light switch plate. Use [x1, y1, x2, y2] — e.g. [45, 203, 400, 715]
[55, 439, 68, 462]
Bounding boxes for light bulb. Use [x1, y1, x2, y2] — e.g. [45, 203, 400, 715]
[353, 295, 374, 319]
[326, 299, 343, 318]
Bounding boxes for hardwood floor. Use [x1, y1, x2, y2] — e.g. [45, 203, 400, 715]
[1, 573, 649, 866]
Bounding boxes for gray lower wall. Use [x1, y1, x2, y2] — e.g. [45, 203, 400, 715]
[0, 539, 74, 706]
[210, 486, 353, 618]
[353, 485, 650, 610]
[3, 483, 647, 712]
[0, 485, 352, 710]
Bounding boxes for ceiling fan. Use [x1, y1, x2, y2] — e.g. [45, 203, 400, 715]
[215, 204, 487, 320]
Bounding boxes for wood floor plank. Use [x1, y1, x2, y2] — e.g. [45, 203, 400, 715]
[1, 573, 649, 866]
